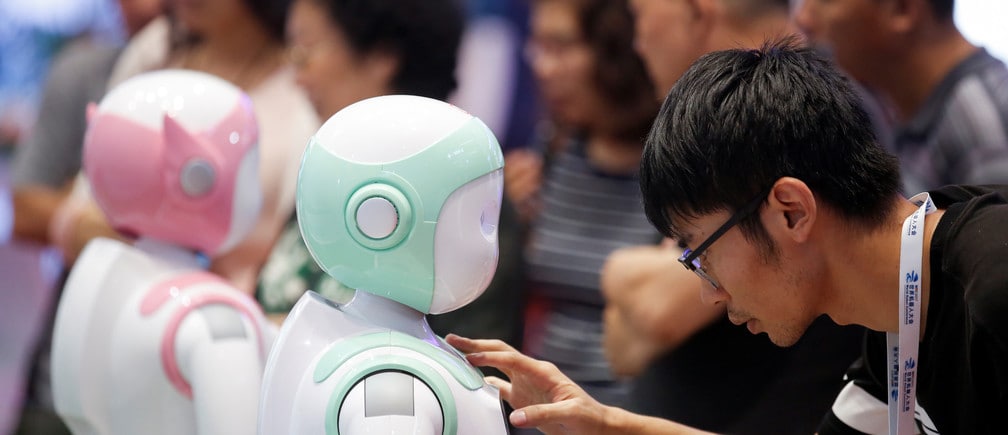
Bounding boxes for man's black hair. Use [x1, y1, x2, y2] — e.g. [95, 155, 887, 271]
[640, 38, 901, 250]
[927, 0, 954, 20]
[245, 0, 293, 42]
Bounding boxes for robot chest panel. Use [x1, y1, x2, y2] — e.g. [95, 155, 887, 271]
[301, 334, 508, 434]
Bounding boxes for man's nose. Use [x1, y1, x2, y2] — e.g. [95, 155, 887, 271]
[699, 281, 729, 305]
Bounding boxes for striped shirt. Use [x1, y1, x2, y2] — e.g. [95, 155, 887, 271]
[524, 139, 659, 406]
[894, 48, 1008, 195]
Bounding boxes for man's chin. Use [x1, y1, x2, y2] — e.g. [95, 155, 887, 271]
[763, 329, 802, 347]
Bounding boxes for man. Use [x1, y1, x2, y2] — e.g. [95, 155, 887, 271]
[795, 0, 1008, 195]
[448, 39, 1008, 434]
[600, 0, 862, 432]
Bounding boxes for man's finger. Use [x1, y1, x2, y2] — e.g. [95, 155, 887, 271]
[484, 375, 513, 401]
[465, 350, 540, 374]
[511, 400, 584, 429]
[445, 334, 515, 354]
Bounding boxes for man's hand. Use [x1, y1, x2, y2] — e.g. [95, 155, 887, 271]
[446, 334, 615, 435]
[446, 334, 715, 435]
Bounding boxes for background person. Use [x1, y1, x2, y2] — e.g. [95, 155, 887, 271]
[511, 0, 660, 416]
[795, 0, 1008, 195]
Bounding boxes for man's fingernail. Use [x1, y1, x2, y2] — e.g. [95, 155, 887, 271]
[510, 410, 527, 426]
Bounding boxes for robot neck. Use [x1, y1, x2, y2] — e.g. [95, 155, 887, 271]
[134, 237, 207, 270]
[341, 289, 435, 339]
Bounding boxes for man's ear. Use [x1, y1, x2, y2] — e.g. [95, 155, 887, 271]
[764, 177, 816, 243]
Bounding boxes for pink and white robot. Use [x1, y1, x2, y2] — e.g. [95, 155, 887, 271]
[49, 70, 273, 434]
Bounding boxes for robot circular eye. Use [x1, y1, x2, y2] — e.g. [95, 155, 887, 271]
[180, 158, 216, 197]
[356, 196, 398, 239]
[345, 183, 412, 250]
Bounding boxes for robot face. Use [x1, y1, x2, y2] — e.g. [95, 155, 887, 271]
[429, 170, 503, 314]
[217, 147, 263, 254]
[84, 70, 261, 255]
[297, 95, 504, 313]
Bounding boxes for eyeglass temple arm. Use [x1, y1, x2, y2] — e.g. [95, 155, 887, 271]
[682, 190, 770, 265]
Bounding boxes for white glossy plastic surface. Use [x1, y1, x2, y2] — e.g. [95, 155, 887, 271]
[338, 372, 442, 435]
[258, 291, 509, 434]
[220, 148, 262, 254]
[313, 95, 471, 164]
[356, 196, 398, 239]
[429, 170, 503, 314]
[97, 70, 245, 131]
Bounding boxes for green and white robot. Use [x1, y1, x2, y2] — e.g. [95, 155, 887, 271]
[258, 95, 509, 434]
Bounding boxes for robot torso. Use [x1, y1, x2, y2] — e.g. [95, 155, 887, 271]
[51, 238, 274, 435]
[259, 290, 509, 435]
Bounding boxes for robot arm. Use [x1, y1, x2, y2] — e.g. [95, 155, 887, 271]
[338, 370, 443, 435]
[176, 304, 264, 435]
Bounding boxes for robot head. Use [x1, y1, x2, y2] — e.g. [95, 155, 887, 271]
[83, 70, 262, 256]
[297, 95, 504, 314]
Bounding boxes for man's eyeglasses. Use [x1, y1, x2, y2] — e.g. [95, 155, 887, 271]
[678, 188, 771, 289]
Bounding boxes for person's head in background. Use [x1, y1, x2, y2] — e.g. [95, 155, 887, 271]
[162, 0, 293, 94]
[171, 0, 290, 44]
[117, 0, 164, 37]
[286, 0, 464, 120]
[629, 0, 794, 96]
[527, 0, 657, 144]
[793, 0, 975, 119]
